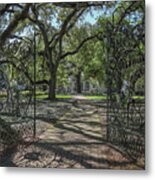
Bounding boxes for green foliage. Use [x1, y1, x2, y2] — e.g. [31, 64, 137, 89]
[0, 1, 144, 98]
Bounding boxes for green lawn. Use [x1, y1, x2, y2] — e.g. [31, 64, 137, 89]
[132, 96, 145, 100]
[35, 94, 73, 99]
[83, 95, 107, 100]
[36, 94, 106, 100]
[36, 94, 48, 99]
[56, 95, 73, 99]
[0, 90, 144, 101]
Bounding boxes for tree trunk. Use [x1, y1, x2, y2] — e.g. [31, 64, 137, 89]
[76, 71, 82, 94]
[48, 68, 57, 100]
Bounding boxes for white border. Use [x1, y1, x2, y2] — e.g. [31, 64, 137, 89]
[0, 0, 155, 179]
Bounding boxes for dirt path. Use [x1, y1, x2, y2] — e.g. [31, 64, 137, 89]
[73, 95, 87, 100]
[0, 99, 143, 169]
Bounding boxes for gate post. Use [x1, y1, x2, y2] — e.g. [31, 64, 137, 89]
[33, 30, 36, 138]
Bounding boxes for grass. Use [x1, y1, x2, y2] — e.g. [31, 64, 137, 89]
[36, 94, 48, 99]
[36, 94, 106, 100]
[0, 92, 7, 97]
[35, 94, 73, 99]
[35, 94, 106, 100]
[0, 90, 144, 101]
[83, 95, 107, 100]
[56, 95, 73, 99]
[133, 96, 145, 100]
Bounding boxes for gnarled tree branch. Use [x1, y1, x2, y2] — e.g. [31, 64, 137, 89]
[0, 4, 32, 45]
[61, 34, 98, 59]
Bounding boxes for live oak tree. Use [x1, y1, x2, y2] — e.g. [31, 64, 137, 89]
[27, 3, 108, 100]
[63, 23, 98, 94]
[0, 3, 32, 45]
[0, 1, 144, 100]
[0, 2, 103, 99]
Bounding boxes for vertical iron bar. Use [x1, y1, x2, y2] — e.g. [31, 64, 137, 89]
[106, 36, 110, 142]
[33, 30, 36, 138]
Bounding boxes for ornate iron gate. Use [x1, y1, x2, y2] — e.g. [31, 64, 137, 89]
[0, 37, 36, 152]
[104, 13, 145, 160]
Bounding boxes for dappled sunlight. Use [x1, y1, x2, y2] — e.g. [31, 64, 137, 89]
[0, 1, 145, 170]
[0, 98, 144, 169]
